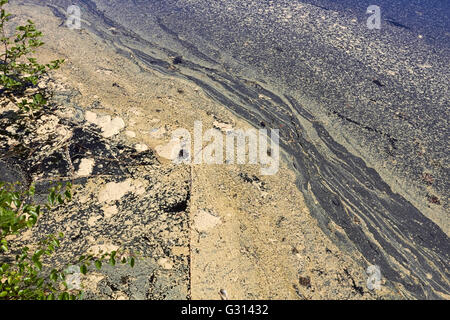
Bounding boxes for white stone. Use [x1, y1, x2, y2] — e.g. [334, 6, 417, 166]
[85, 110, 97, 123]
[194, 210, 221, 232]
[102, 205, 118, 219]
[98, 178, 145, 203]
[5, 126, 16, 134]
[76, 158, 95, 177]
[98, 179, 134, 203]
[135, 143, 149, 152]
[155, 139, 183, 161]
[85, 111, 125, 138]
[103, 117, 125, 138]
[157, 258, 173, 270]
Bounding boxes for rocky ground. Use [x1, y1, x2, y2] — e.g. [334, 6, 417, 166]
[0, 2, 405, 299]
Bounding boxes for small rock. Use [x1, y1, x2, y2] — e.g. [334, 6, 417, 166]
[219, 289, 229, 300]
[299, 276, 311, 288]
[98, 179, 140, 203]
[88, 216, 100, 226]
[135, 143, 149, 152]
[5, 126, 16, 134]
[102, 205, 118, 219]
[103, 117, 125, 138]
[85, 110, 97, 123]
[85, 111, 125, 138]
[76, 158, 95, 177]
[193, 210, 221, 232]
[155, 139, 184, 161]
[157, 258, 173, 270]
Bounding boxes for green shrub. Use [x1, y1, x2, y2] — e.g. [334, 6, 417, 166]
[0, 182, 135, 300]
[0, 1, 135, 299]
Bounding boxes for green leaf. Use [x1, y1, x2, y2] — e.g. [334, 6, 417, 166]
[80, 264, 87, 275]
[36, 278, 44, 288]
[34, 260, 42, 270]
[49, 269, 59, 282]
[58, 292, 69, 300]
[34, 249, 44, 257]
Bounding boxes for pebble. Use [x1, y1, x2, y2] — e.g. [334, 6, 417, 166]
[125, 130, 136, 138]
[85, 111, 125, 138]
[157, 258, 174, 270]
[135, 143, 149, 152]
